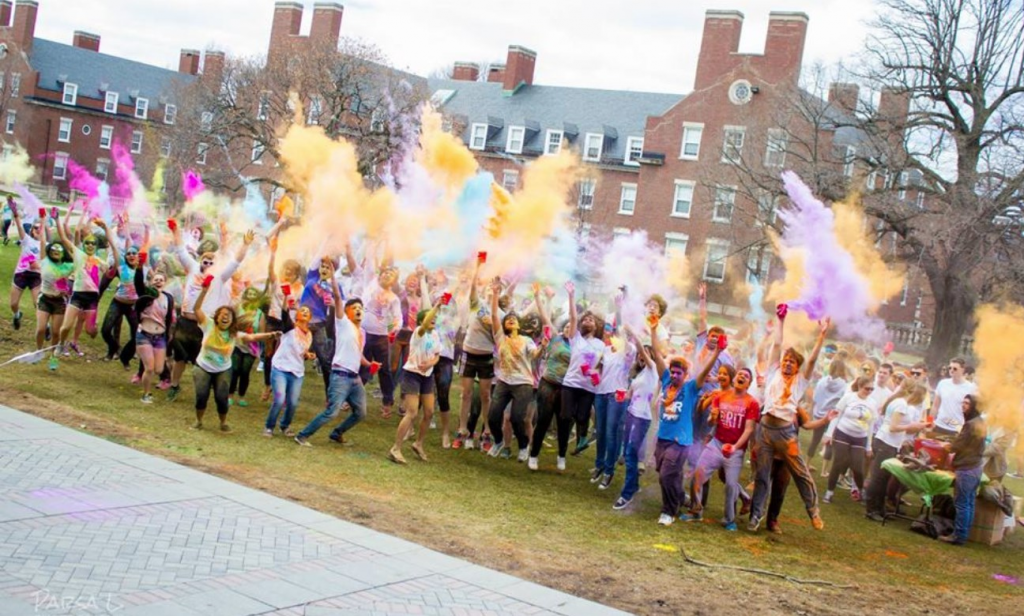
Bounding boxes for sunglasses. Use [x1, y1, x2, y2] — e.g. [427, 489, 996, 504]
[862, 386, 875, 392]
[911, 371, 923, 377]
[83, 240, 97, 246]
[201, 260, 214, 267]
[126, 251, 139, 256]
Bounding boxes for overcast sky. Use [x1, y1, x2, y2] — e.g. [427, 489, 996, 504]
[36, 0, 876, 94]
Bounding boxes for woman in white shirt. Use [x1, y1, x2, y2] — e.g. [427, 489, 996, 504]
[864, 382, 929, 521]
[823, 376, 877, 504]
[389, 303, 442, 464]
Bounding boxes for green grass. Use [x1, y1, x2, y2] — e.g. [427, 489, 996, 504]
[0, 243, 1021, 615]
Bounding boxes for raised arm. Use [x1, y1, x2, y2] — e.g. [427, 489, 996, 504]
[650, 323, 668, 376]
[535, 284, 552, 330]
[772, 304, 786, 369]
[489, 277, 504, 343]
[697, 282, 708, 334]
[565, 280, 578, 339]
[266, 236, 278, 285]
[327, 259, 342, 312]
[54, 210, 76, 254]
[232, 229, 254, 265]
[194, 278, 212, 325]
[468, 254, 482, 310]
[11, 205, 26, 240]
[418, 303, 440, 338]
[419, 269, 433, 311]
[694, 345, 723, 389]
[803, 318, 831, 380]
[96, 219, 118, 265]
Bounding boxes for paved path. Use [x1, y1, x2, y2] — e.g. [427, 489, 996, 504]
[0, 405, 628, 616]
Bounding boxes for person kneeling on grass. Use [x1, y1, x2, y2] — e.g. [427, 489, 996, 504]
[263, 297, 313, 437]
[388, 301, 445, 464]
[192, 275, 280, 431]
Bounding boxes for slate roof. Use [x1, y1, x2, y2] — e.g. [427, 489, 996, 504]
[29, 38, 194, 105]
[427, 78, 682, 165]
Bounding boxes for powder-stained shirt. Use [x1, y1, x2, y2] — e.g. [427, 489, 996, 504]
[40, 259, 74, 297]
[404, 328, 442, 377]
[15, 236, 40, 274]
[627, 365, 660, 421]
[542, 335, 573, 384]
[495, 335, 538, 387]
[761, 369, 809, 424]
[596, 338, 636, 395]
[563, 332, 605, 392]
[462, 295, 501, 354]
[360, 279, 401, 337]
[71, 247, 106, 293]
[657, 375, 700, 446]
[197, 320, 241, 374]
[112, 257, 139, 303]
[272, 326, 312, 378]
[713, 390, 760, 447]
[434, 301, 459, 360]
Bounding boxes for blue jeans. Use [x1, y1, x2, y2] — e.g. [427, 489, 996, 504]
[265, 368, 303, 431]
[594, 393, 628, 477]
[953, 465, 983, 542]
[297, 370, 367, 440]
[619, 413, 650, 502]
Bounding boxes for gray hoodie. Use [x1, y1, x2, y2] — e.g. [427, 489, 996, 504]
[812, 376, 848, 419]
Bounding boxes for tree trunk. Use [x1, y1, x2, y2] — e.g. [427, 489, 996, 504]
[924, 274, 974, 371]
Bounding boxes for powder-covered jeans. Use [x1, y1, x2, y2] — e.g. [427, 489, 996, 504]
[265, 368, 303, 432]
[750, 423, 819, 521]
[619, 414, 651, 502]
[691, 439, 745, 523]
[594, 392, 628, 477]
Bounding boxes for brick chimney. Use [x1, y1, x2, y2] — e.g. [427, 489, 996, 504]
[201, 50, 225, 86]
[310, 2, 343, 51]
[72, 31, 101, 52]
[0, 1, 12, 28]
[179, 49, 201, 75]
[502, 45, 536, 94]
[487, 63, 506, 83]
[764, 12, 809, 84]
[269, 1, 303, 58]
[878, 86, 910, 124]
[828, 83, 860, 116]
[11, 0, 38, 53]
[452, 62, 479, 82]
[694, 10, 744, 90]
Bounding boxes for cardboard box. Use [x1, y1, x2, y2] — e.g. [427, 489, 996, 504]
[968, 498, 1005, 546]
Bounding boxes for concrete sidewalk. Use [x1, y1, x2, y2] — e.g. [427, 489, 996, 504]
[0, 404, 629, 616]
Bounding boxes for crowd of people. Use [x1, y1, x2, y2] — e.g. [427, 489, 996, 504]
[4, 194, 1022, 547]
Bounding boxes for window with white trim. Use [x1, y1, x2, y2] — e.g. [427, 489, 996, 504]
[62, 83, 78, 106]
[746, 247, 771, 284]
[251, 140, 265, 164]
[159, 138, 171, 158]
[307, 97, 322, 125]
[506, 126, 525, 154]
[545, 129, 563, 155]
[0, 72, 5, 93]
[765, 128, 787, 167]
[703, 239, 730, 283]
[197, 142, 209, 165]
[4, 110, 15, 134]
[469, 123, 487, 150]
[256, 92, 269, 121]
[135, 98, 149, 119]
[99, 125, 113, 150]
[713, 186, 736, 223]
[618, 183, 637, 215]
[672, 180, 694, 218]
[915, 192, 925, 209]
[865, 170, 878, 192]
[624, 137, 644, 165]
[1, 144, 12, 161]
[722, 126, 745, 164]
[680, 123, 703, 159]
[164, 104, 177, 125]
[898, 171, 909, 200]
[200, 111, 213, 132]
[583, 133, 603, 162]
[843, 146, 856, 177]
[757, 192, 778, 226]
[613, 227, 631, 239]
[10, 73, 20, 97]
[665, 232, 689, 256]
[899, 279, 909, 306]
[577, 178, 596, 209]
[57, 118, 73, 143]
[501, 169, 519, 192]
[53, 153, 69, 180]
[130, 130, 143, 154]
[95, 159, 109, 181]
[104, 92, 118, 114]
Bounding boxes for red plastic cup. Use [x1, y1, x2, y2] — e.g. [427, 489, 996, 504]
[477, 251, 487, 264]
[543, 325, 552, 339]
[590, 373, 601, 387]
[722, 443, 735, 457]
[287, 298, 296, 309]
[280, 284, 291, 296]
[615, 389, 627, 403]
[717, 334, 728, 350]
[388, 331, 397, 344]
[776, 303, 788, 319]
[441, 292, 452, 305]
[581, 363, 591, 376]
[201, 274, 214, 288]
[37, 207, 46, 218]
[369, 362, 380, 376]
[167, 218, 178, 231]
[50, 206, 59, 219]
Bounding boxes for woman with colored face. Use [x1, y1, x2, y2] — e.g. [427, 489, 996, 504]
[100, 237, 144, 367]
[264, 305, 314, 437]
[7, 202, 43, 332]
[228, 285, 266, 408]
[134, 261, 176, 404]
[261, 229, 304, 402]
[35, 214, 74, 356]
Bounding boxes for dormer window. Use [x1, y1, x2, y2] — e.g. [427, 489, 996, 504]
[624, 137, 644, 165]
[62, 83, 78, 106]
[164, 104, 177, 125]
[104, 92, 118, 114]
[135, 97, 149, 120]
[506, 126, 525, 154]
[583, 133, 603, 162]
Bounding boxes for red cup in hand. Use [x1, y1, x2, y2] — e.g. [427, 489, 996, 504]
[138, 252, 148, 266]
[280, 283, 291, 296]
[287, 297, 296, 309]
[441, 292, 452, 306]
[776, 303, 788, 320]
[51, 206, 59, 218]
[581, 363, 591, 376]
[37, 207, 46, 218]
[722, 443, 735, 457]
[883, 341, 895, 355]
[615, 389, 627, 403]
[369, 362, 381, 376]
[167, 218, 178, 231]
[590, 373, 601, 387]
[543, 325, 552, 340]
[388, 331, 397, 344]
[201, 275, 214, 288]
[717, 334, 728, 350]
[477, 251, 487, 264]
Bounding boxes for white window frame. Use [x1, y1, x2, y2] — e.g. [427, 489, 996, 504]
[897, 170, 909, 200]
[843, 146, 856, 177]
[469, 123, 487, 151]
[746, 247, 771, 284]
[104, 91, 119, 114]
[544, 129, 563, 155]
[4, 110, 15, 135]
[135, 98, 149, 120]
[712, 185, 736, 223]
[57, 118, 73, 143]
[251, 140, 265, 165]
[915, 192, 925, 209]
[62, 83, 78, 106]
[721, 126, 746, 164]
[664, 232, 689, 256]
[99, 125, 113, 150]
[583, 133, 603, 162]
[197, 142, 209, 165]
[900, 279, 909, 306]
[95, 158, 110, 181]
[53, 152, 69, 180]
[577, 178, 596, 210]
[624, 136, 644, 166]
[757, 192, 778, 226]
[164, 104, 177, 125]
[618, 183, 637, 215]
[256, 92, 270, 121]
[307, 96, 322, 125]
[765, 128, 787, 167]
[680, 122, 703, 160]
[501, 169, 519, 192]
[505, 126, 525, 154]
[703, 239, 730, 284]
[0, 71, 5, 93]
[613, 227, 631, 239]
[865, 170, 878, 192]
[10, 73, 21, 97]
[159, 137, 172, 158]
[130, 130, 143, 154]
[671, 180, 695, 218]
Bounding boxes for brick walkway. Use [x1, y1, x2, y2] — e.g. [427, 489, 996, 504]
[0, 405, 628, 616]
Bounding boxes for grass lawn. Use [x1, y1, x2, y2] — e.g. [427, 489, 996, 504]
[0, 244, 1021, 615]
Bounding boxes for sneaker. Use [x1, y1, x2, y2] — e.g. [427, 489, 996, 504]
[282, 428, 295, 437]
[747, 515, 763, 532]
[823, 490, 834, 504]
[167, 385, 181, 402]
[810, 512, 825, 530]
[679, 512, 703, 522]
[517, 448, 529, 463]
[140, 394, 154, 404]
[837, 475, 852, 491]
[465, 437, 476, 450]
[12, 311, 21, 330]
[638, 462, 646, 476]
[237, 399, 249, 408]
[589, 468, 603, 483]
[256, 360, 264, 373]
[571, 436, 591, 456]
[598, 474, 613, 490]
[657, 514, 675, 527]
[527, 456, 539, 471]
[294, 436, 312, 447]
[767, 520, 783, 534]
[488, 441, 505, 458]
[739, 496, 752, 516]
[69, 342, 84, 357]
[48, 356, 59, 371]
[612, 496, 633, 511]
[938, 534, 964, 546]
[328, 433, 346, 446]
[219, 423, 231, 432]
[722, 521, 738, 531]
[130, 374, 142, 384]
[157, 379, 171, 390]
[451, 433, 465, 449]
[263, 428, 273, 437]
[556, 456, 566, 471]
[499, 447, 512, 460]
[865, 512, 886, 523]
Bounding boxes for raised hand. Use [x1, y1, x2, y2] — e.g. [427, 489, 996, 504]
[698, 281, 707, 300]
[776, 303, 788, 320]
[243, 230, 255, 246]
[564, 280, 575, 296]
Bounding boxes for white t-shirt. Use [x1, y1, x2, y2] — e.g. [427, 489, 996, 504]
[875, 398, 924, 450]
[331, 312, 365, 374]
[359, 279, 401, 337]
[403, 329, 442, 377]
[434, 301, 459, 360]
[462, 295, 501, 354]
[272, 326, 312, 377]
[868, 383, 894, 433]
[176, 245, 240, 315]
[933, 378, 978, 433]
[627, 365, 660, 420]
[15, 235, 40, 274]
[827, 391, 876, 440]
[761, 369, 809, 424]
[597, 340, 635, 395]
[495, 334, 538, 386]
[563, 331, 606, 392]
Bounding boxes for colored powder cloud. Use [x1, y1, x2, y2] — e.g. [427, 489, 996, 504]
[0, 144, 35, 186]
[972, 303, 1024, 431]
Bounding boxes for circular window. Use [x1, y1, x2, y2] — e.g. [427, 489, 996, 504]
[729, 80, 753, 105]
[82, 124, 92, 136]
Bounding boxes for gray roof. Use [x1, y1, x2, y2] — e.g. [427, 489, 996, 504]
[29, 38, 195, 106]
[427, 78, 682, 164]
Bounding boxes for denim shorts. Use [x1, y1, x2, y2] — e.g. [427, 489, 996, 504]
[136, 329, 167, 350]
[401, 370, 435, 397]
[70, 291, 100, 311]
